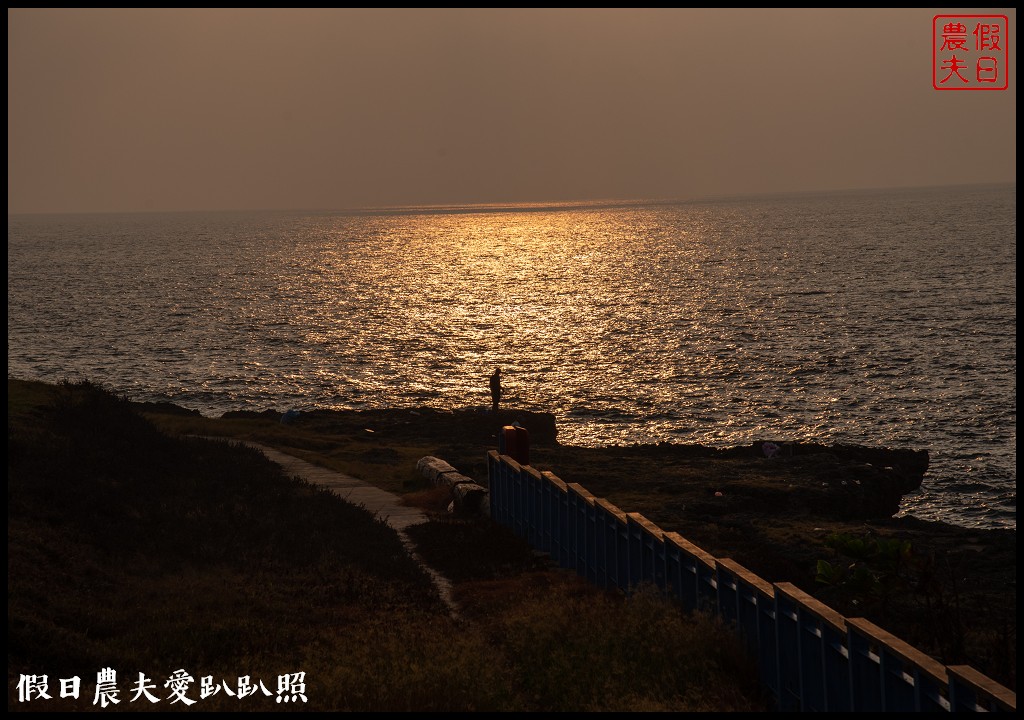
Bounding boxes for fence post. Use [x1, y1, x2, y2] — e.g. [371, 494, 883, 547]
[625, 513, 643, 590]
[773, 583, 804, 711]
[523, 466, 543, 548]
[538, 469, 553, 554]
[947, 665, 1017, 713]
[774, 582, 853, 712]
[663, 532, 716, 613]
[584, 492, 599, 584]
[717, 558, 778, 704]
[532, 464, 544, 551]
[500, 456, 523, 538]
[499, 455, 514, 528]
[846, 617, 951, 712]
[487, 450, 502, 524]
[541, 471, 569, 569]
[594, 498, 627, 591]
[625, 513, 665, 591]
[566, 483, 595, 577]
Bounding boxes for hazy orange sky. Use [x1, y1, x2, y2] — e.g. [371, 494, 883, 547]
[7, 8, 1017, 214]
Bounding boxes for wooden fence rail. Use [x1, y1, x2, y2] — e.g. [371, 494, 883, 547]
[486, 448, 1016, 713]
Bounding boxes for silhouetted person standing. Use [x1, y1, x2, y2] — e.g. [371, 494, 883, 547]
[490, 368, 502, 412]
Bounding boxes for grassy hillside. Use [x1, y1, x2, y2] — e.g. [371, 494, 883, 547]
[8, 379, 767, 711]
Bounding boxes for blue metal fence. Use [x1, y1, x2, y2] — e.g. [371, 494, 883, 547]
[486, 448, 1016, 713]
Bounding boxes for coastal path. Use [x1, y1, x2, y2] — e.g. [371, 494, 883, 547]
[200, 438, 459, 618]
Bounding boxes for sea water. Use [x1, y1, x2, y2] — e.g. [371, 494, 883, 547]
[8, 183, 1016, 530]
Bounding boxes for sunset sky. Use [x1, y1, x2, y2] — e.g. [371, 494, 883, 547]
[7, 8, 1017, 215]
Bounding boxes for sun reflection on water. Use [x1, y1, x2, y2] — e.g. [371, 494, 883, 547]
[6, 188, 1017, 528]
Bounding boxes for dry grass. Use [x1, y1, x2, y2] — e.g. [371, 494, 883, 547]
[8, 378, 770, 711]
[98, 380, 1019, 691]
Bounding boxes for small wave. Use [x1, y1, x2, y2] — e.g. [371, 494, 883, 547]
[8, 189, 1015, 531]
[938, 480, 1005, 494]
[566, 407, 635, 421]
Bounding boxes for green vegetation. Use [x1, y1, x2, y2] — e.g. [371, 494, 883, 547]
[815, 532, 914, 606]
[8, 379, 769, 711]
[813, 530, 999, 677]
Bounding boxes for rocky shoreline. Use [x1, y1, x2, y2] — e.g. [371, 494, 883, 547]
[216, 405, 932, 521]
[139, 401, 1016, 692]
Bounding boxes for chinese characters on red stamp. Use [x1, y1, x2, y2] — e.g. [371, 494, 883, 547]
[934, 15, 1009, 90]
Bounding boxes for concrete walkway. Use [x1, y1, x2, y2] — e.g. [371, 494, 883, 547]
[203, 438, 459, 618]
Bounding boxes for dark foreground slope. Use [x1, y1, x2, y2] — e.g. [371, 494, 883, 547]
[7, 380, 767, 711]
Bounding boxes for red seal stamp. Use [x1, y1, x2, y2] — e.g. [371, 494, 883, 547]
[934, 15, 1009, 90]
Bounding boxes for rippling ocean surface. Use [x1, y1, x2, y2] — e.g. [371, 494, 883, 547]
[8, 184, 1016, 530]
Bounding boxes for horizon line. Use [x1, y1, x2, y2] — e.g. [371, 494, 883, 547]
[7, 179, 1016, 219]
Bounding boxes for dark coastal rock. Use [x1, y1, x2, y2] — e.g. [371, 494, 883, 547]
[482, 409, 558, 445]
[137, 396, 924, 522]
[739, 440, 929, 480]
[220, 409, 283, 420]
[290, 406, 559, 446]
[582, 439, 930, 521]
[768, 451, 926, 520]
[744, 441, 929, 520]
[130, 401, 202, 416]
